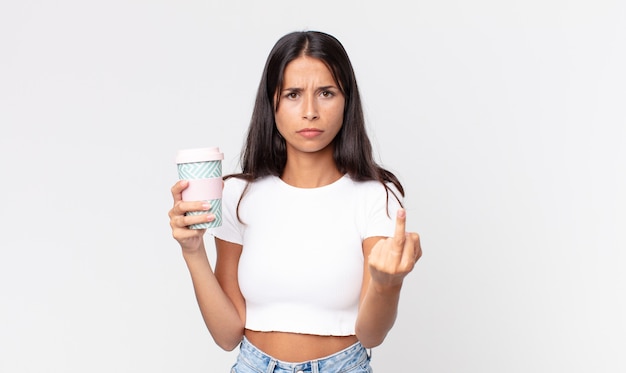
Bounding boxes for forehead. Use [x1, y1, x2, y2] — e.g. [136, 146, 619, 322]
[282, 56, 335, 86]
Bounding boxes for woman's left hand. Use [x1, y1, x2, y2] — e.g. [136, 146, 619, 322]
[367, 208, 422, 290]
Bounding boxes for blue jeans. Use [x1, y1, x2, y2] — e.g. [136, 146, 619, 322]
[230, 336, 373, 373]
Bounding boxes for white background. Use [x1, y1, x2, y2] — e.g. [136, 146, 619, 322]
[1, 0, 624, 372]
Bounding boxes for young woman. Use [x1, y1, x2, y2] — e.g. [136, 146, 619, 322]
[168, 31, 422, 372]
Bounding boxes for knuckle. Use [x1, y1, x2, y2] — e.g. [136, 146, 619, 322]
[171, 215, 186, 229]
[171, 201, 187, 216]
[394, 235, 405, 246]
[411, 232, 420, 243]
[172, 227, 184, 241]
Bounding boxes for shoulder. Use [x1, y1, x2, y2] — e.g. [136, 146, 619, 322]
[344, 176, 404, 220]
[345, 175, 402, 200]
[222, 175, 247, 195]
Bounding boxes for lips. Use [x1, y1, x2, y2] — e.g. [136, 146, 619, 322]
[296, 128, 323, 138]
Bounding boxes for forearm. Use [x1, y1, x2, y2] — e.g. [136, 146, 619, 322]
[355, 280, 402, 348]
[183, 247, 244, 350]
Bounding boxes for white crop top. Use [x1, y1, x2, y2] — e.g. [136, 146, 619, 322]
[210, 174, 402, 336]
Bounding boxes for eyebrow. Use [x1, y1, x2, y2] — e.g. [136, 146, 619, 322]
[281, 85, 338, 93]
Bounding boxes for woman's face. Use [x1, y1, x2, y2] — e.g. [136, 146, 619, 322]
[274, 56, 345, 157]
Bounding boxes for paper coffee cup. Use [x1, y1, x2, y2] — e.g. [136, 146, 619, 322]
[176, 147, 224, 229]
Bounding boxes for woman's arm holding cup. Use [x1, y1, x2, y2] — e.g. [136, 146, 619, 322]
[168, 180, 245, 350]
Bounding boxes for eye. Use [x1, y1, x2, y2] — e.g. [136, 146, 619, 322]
[285, 92, 299, 99]
[320, 90, 334, 98]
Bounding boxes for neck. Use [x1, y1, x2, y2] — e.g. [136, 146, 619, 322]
[281, 148, 343, 188]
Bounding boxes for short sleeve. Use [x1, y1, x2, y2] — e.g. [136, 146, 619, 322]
[362, 182, 403, 239]
[209, 177, 246, 245]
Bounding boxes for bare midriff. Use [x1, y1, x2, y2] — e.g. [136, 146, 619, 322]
[244, 329, 359, 362]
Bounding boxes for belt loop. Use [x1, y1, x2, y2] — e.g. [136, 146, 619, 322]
[312, 360, 319, 373]
[265, 359, 276, 373]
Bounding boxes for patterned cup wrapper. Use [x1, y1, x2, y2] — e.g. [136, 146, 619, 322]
[177, 160, 222, 180]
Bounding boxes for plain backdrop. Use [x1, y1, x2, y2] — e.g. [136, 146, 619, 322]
[1, 0, 624, 372]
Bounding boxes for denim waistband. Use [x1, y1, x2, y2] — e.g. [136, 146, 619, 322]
[236, 336, 371, 373]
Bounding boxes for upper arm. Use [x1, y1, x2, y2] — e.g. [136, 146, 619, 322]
[214, 237, 246, 325]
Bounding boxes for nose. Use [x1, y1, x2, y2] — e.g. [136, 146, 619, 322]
[303, 95, 319, 120]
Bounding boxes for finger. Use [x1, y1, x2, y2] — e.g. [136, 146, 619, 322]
[410, 232, 422, 262]
[171, 180, 189, 203]
[406, 232, 422, 262]
[183, 212, 215, 227]
[170, 200, 211, 219]
[172, 211, 214, 229]
[170, 214, 190, 229]
[393, 208, 407, 247]
[398, 233, 421, 270]
[172, 223, 206, 241]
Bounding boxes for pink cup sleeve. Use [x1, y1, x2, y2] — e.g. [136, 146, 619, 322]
[181, 177, 223, 201]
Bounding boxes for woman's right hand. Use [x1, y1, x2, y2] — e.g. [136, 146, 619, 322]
[168, 180, 215, 253]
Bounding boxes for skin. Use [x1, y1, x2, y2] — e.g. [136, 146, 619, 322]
[274, 56, 345, 188]
[168, 56, 422, 362]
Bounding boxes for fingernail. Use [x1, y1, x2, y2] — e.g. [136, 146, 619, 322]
[202, 203, 211, 210]
[206, 213, 215, 221]
[398, 209, 406, 218]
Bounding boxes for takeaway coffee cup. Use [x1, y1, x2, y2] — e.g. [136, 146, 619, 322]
[176, 147, 224, 229]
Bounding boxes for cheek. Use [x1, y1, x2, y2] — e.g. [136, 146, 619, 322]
[274, 111, 288, 134]
[275, 102, 302, 131]
[330, 103, 345, 128]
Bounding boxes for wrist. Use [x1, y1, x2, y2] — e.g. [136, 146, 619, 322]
[370, 278, 403, 295]
[182, 246, 208, 261]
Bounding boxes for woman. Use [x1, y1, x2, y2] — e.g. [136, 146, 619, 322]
[169, 31, 422, 372]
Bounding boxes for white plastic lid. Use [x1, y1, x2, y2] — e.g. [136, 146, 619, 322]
[176, 147, 224, 163]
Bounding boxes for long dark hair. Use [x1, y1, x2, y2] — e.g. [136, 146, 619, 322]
[227, 31, 404, 213]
